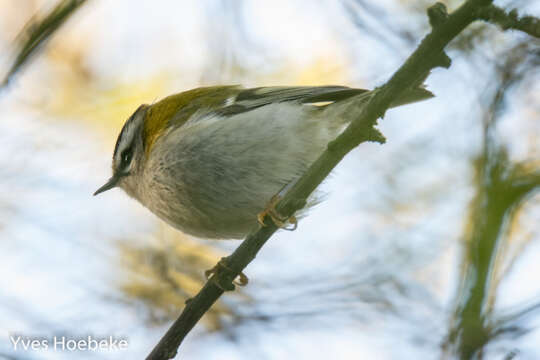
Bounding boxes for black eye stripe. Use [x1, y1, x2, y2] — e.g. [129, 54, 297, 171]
[120, 148, 133, 167]
[113, 104, 147, 160]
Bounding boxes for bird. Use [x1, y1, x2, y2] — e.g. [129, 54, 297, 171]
[94, 85, 433, 240]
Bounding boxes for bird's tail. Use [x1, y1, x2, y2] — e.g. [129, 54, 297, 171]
[387, 86, 434, 108]
[319, 85, 434, 126]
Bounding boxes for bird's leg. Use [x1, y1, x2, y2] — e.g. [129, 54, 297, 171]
[257, 183, 298, 231]
[205, 257, 248, 291]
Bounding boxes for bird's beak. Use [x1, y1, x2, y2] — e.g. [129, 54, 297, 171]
[93, 175, 120, 196]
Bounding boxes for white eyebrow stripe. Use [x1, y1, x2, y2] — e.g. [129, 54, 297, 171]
[113, 105, 147, 172]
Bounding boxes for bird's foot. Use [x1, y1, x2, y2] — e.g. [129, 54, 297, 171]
[205, 258, 248, 291]
[257, 194, 297, 231]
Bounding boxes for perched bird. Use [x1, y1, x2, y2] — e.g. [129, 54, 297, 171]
[95, 85, 432, 239]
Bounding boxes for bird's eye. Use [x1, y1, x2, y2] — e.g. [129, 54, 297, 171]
[121, 148, 133, 167]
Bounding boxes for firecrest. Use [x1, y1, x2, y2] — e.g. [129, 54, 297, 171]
[94, 85, 432, 239]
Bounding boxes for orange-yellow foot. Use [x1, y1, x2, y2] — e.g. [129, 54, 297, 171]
[204, 258, 248, 291]
[257, 194, 297, 231]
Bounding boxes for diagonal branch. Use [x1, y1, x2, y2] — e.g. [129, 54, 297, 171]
[146, 1, 540, 359]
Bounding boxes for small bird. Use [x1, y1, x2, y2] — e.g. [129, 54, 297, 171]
[95, 85, 432, 239]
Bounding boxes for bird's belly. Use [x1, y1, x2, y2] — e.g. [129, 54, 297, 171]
[141, 177, 261, 239]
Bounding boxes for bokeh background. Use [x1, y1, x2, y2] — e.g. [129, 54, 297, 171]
[0, 0, 539, 359]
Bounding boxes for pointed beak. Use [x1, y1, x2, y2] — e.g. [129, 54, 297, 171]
[93, 175, 120, 196]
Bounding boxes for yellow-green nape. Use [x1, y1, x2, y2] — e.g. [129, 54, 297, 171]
[143, 86, 241, 155]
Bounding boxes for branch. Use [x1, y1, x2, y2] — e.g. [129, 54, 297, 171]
[146, 0, 538, 358]
[1, 0, 87, 89]
[476, 5, 540, 38]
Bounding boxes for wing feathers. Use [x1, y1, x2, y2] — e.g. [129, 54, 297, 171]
[236, 86, 365, 106]
[215, 86, 369, 116]
[195, 85, 432, 118]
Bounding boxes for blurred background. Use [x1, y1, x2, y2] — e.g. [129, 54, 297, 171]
[0, 0, 539, 359]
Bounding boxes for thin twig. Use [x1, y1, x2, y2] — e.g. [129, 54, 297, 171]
[476, 5, 540, 38]
[1, 0, 87, 88]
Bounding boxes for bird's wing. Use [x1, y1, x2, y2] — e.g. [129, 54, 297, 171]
[215, 86, 369, 116]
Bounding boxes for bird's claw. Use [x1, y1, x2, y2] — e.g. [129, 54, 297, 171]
[257, 195, 297, 231]
[205, 258, 248, 291]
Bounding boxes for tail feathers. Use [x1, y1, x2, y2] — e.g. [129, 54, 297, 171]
[388, 86, 434, 108]
[321, 84, 434, 125]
